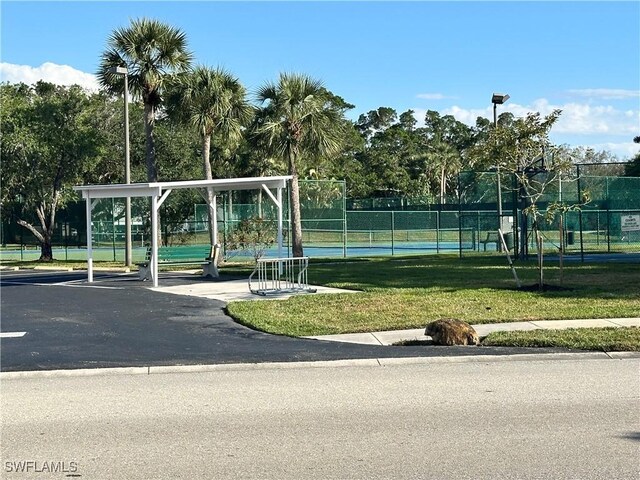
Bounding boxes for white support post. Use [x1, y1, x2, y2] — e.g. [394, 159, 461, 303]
[261, 183, 284, 265]
[157, 188, 172, 208]
[151, 194, 159, 287]
[86, 197, 95, 282]
[277, 187, 283, 260]
[213, 194, 218, 245]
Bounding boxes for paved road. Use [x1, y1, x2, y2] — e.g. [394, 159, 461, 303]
[0, 270, 566, 372]
[2, 358, 639, 479]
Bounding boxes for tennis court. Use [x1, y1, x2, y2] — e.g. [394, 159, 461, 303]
[1, 236, 477, 264]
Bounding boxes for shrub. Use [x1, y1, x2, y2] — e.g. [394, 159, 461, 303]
[225, 217, 276, 262]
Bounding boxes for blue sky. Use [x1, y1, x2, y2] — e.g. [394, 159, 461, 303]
[2, 1, 639, 159]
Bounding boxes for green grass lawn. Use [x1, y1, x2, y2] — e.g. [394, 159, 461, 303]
[225, 255, 640, 336]
[482, 327, 640, 351]
[394, 327, 640, 351]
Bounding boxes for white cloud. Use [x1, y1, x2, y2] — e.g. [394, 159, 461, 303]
[516, 99, 638, 137]
[414, 98, 639, 137]
[567, 89, 640, 100]
[0, 62, 99, 91]
[581, 141, 640, 160]
[416, 93, 457, 100]
[411, 99, 639, 158]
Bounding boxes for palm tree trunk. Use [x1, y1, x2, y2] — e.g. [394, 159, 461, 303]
[288, 151, 304, 257]
[202, 134, 216, 245]
[144, 103, 162, 246]
[144, 103, 158, 182]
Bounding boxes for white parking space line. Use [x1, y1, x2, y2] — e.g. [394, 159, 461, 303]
[0, 272, 134, 289]
[0, 280, 44, 286]
[0, 332, 27, 338]
[0, 280, 125, 290]
[65, 284, 125, 290]
[0, 270, 76, 277]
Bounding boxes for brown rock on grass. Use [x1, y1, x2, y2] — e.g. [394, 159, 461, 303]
[425, 319, 479, 346]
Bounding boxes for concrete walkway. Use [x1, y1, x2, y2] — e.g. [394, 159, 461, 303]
[305, 318, 640, 346]
[151, 277, 358, 302]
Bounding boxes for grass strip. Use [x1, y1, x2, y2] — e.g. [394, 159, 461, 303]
[482, 327, 640, 351]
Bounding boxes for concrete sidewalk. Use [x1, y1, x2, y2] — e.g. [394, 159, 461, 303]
[151, 276, 359, 302]
[305, 318, 640, 346]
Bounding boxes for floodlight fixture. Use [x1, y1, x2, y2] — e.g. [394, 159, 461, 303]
[492, 93, 510, 105]
[109, 66, 129, 75]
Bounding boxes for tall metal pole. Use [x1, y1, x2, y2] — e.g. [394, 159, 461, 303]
[494, 102, 503, 234]
[123, 71, 132, 267]
[492, 93, 509, 252]
[577, 164, 585, 263]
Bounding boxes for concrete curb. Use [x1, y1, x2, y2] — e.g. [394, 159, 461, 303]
[606, 351, 640, 359]
[89, 267, 131, 273]
[33, 266, 74, 271]
[2, 351, 638, 380]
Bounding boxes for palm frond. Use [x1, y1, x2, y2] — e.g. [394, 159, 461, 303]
[100, 17, 192, 103]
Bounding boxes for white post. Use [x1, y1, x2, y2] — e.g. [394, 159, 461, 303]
[212, 194, 218, 245]
[277, 187, 283, 259]
[124, 72, 132, 267]
[86, 196, 94, 282]
[151, 194, 159, 287]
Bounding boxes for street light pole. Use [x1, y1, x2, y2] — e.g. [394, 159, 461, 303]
[491, 92, 509, 250]
[109, 66, 132, 267]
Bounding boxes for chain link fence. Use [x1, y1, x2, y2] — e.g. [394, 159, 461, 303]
[2, 169, 639, 261]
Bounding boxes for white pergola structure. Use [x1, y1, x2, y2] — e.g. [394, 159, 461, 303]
[74, 176, 292, 287]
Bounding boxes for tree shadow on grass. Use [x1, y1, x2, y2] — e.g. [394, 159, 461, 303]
[312, 256, 638, 300]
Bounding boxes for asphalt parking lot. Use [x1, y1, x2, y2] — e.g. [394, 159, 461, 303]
[0, 269, 566, 372]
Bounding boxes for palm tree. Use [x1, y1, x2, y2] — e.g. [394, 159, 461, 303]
[253, 73, 344, 257]
[97, 18, 192, 182]
[166, 66, 252, 244]
[429, 139, 462, 205]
